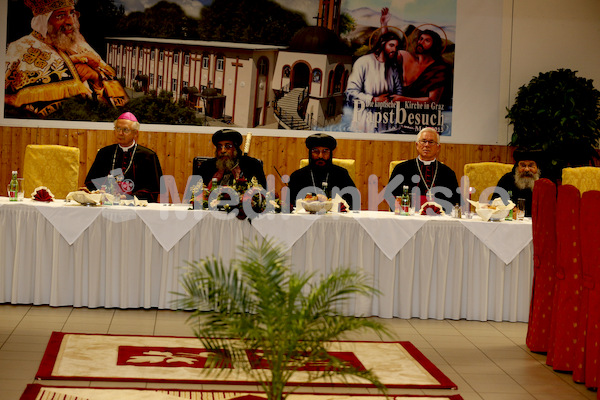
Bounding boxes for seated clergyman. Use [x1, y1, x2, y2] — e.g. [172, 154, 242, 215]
[288, 133, 358, 210]
[84, 112, 163, 202]
[493, 149, 543, 217]
[196, 129, 266, 189]
[385, 127, 459, 212]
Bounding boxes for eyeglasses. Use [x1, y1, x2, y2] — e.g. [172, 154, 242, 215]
[417, 140, 439, 146]
[217, 143, 235, 150]
[51, 10, 80, 22]
[518, 161, 537, 169]
[311, 148, 331, 155]
[114, 127, 132, 134]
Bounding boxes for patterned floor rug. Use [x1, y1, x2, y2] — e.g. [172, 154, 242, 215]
[21, 385, 464, 400]
[36, 332, 457, 389]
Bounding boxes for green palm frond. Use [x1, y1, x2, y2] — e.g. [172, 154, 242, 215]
[175, 237, 391, 400]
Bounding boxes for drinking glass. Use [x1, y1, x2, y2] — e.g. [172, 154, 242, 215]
[516, 198, 526, 220]
[17, 178, 24, 201]
[409, 193, 416, 215]
[409, 193, 419, 215]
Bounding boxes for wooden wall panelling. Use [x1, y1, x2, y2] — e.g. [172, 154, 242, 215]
[0, 126, 513, 210]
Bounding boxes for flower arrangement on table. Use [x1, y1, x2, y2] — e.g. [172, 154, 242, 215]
[189, 176, 280, 220]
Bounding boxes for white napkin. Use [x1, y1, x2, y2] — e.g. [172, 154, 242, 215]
[120, 196, 149, 207]
[331, 193, 349, 213]
[66, 191, 102, 205]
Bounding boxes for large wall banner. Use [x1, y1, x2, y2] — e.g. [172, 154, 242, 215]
[3, 0, 456, 136]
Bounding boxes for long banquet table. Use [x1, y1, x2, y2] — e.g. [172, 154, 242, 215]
[0, 198, 533, 321]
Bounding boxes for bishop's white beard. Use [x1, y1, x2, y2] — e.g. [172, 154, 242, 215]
[216, 157, 238, 171]
[46, 21, 86, 53]
[514, 169, 541, 190]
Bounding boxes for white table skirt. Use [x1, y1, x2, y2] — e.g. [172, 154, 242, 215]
[0, 200, 533, 321]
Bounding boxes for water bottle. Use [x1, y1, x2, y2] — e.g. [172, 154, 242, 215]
[401, 185, 410, 215]
[8, 171, 18, 201]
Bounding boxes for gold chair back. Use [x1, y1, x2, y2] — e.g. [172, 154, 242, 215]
[23, 145, 80, 199]
[562, 167, 600, 193]
[464, 162, 513, 202]
[389, 160, 406, 179]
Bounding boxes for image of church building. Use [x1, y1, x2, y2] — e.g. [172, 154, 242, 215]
[105, 0, 350, 130]
[105, 37, 284, 128]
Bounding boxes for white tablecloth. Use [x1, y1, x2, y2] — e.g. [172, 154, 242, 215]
[0, 199, 533, 321]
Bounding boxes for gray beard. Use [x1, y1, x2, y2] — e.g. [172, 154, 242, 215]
[46, 23, 85, 52]
[216, 157, 238, 171]
[514, 170, 540, 190]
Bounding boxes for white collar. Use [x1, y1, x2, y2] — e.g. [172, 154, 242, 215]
[418, 157, 437, 166]
[119, 141, 136, 152]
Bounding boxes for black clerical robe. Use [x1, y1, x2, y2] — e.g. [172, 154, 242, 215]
[386, 158, 460, 211]
[85, 143, 163, 202]
[493, 171, 535, 217]
[195, 156, 267, 188]
[288, 164, 357, 210]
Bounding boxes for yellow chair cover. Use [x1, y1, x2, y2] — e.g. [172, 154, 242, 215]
[464, 162, 514, 202]
[23, 145, 80, 199]
[562, 167, 600, 193]
[389, 160, 406, 179]
[299, 158, 356, 182]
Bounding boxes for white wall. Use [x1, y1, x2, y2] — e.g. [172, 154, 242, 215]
[451, 0, 600, 145]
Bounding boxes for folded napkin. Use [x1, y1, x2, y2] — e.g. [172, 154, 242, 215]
[32, 186, 55, 202]
[66, 191, 102, 205]
[331, 193, 350, 213]
[120, 196, 148, 207]
[418, 201, 445, 216]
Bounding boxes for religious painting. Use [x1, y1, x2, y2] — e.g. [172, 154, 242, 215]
[2, 0, 456, 136]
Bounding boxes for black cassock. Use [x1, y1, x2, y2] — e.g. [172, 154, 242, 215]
[85, 143, 163, 202]
[288, 164, 357, 210]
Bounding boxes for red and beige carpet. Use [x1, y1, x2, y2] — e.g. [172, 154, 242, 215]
[36, 332, 457, 389]
[21, 385, 464, 400]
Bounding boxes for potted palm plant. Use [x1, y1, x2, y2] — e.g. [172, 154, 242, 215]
[177, 238, 389, 400]
[506, 68, 600, 181]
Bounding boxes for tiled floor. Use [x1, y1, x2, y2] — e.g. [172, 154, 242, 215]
[0, 305, 597, 400]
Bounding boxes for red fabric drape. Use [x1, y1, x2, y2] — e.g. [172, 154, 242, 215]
[526, 178, 557, 352]
[580, 191, 600, 390]
[547, 185, 583, 372]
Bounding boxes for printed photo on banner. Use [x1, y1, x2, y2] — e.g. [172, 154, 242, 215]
[2, 0, 456, 136]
